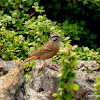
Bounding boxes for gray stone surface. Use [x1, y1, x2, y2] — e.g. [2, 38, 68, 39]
[29, 60, 60, 100]
[74, 60, 100, 100]
[0, 59, 60, 100]
[0, 59, 100, 100]
[0, 59, 25, 100]
[24, 84, 49, 100]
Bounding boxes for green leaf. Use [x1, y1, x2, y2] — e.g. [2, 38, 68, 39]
[64, 93, 72, 100]
[74, 36, 80, 40]
[72, 45, 78, 50]
[57, 72, 63, 77]
[52, 93, 58, 97]
[0, 11, 3, 15]
[90, 33, 97, 39]
[80, 20, 86, 25]
[72, 84, 79, 90]
[96, 77, 100, 82]
[64, 59, 70, 64]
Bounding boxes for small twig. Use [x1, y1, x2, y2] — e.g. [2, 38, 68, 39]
[29, 11, 35, 18]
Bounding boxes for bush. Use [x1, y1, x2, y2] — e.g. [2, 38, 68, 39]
[0, 14, 62, 61]
[39, 0, 100, 49]
[0, 0, 62, 61]
[76, 46, 99, 61]
[0, 0, 44, 30]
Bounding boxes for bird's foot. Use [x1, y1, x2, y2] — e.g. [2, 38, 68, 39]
[42, 60, 59, 71]
[43, 63, 59, 72]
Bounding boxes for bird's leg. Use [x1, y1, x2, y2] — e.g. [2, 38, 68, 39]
[43, 60, 49, 67]
[42, 60, 58, 72]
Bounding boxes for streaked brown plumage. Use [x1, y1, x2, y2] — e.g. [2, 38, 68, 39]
[22, 33, 60, 65]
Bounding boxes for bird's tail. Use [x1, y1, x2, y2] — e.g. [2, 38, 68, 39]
[22, 56, 38, 65]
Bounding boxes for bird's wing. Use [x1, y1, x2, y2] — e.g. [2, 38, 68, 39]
[29, 42, 54, 58]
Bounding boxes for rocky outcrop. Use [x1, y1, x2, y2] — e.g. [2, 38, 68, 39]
[29, 60, 60, 100]
[0, 59, 100, 100]
[74, 60, 100, 100]
[0, 59, 25, 100]
[0, 59, 60, 100]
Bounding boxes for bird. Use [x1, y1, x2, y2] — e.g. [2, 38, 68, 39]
[22, 33, 60, 66]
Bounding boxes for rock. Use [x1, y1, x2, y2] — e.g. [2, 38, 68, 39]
[24, 84, 49, 100]
[0, 59, 99, 100]
[0, 59, 60, 100]
[76, 60, 98, 71]
[29, 60, 60, 100]
[74, 60, 100, 100]
[0, 59, 25, 100]
[29, 60, 100, 100]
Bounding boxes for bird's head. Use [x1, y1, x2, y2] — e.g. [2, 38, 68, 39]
[50, 33, 61, 47]
[50, 33, 61, 42]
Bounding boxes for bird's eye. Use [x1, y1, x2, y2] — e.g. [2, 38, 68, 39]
[51, 36, 58, 41]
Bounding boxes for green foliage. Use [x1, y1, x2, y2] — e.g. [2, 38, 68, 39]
[44, 0, 100, 19]
[59, 20, 85, 41]
[0, 0, 100, 61]
[24, 14, 61, 44]
[96, 47, 100, 54]
[0, 1, 63, 61]
[0, 14, 62, 61]
[0, 0, 43, 30]
[59, 19, 98, 49]
[52, 39, 79, 100]
[76, 46, 100, 61]
[0, 27, 20, 60]
[94, 77, 100, 100]
[33, 2, 45, 13]
[40, 0, 100, 49]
